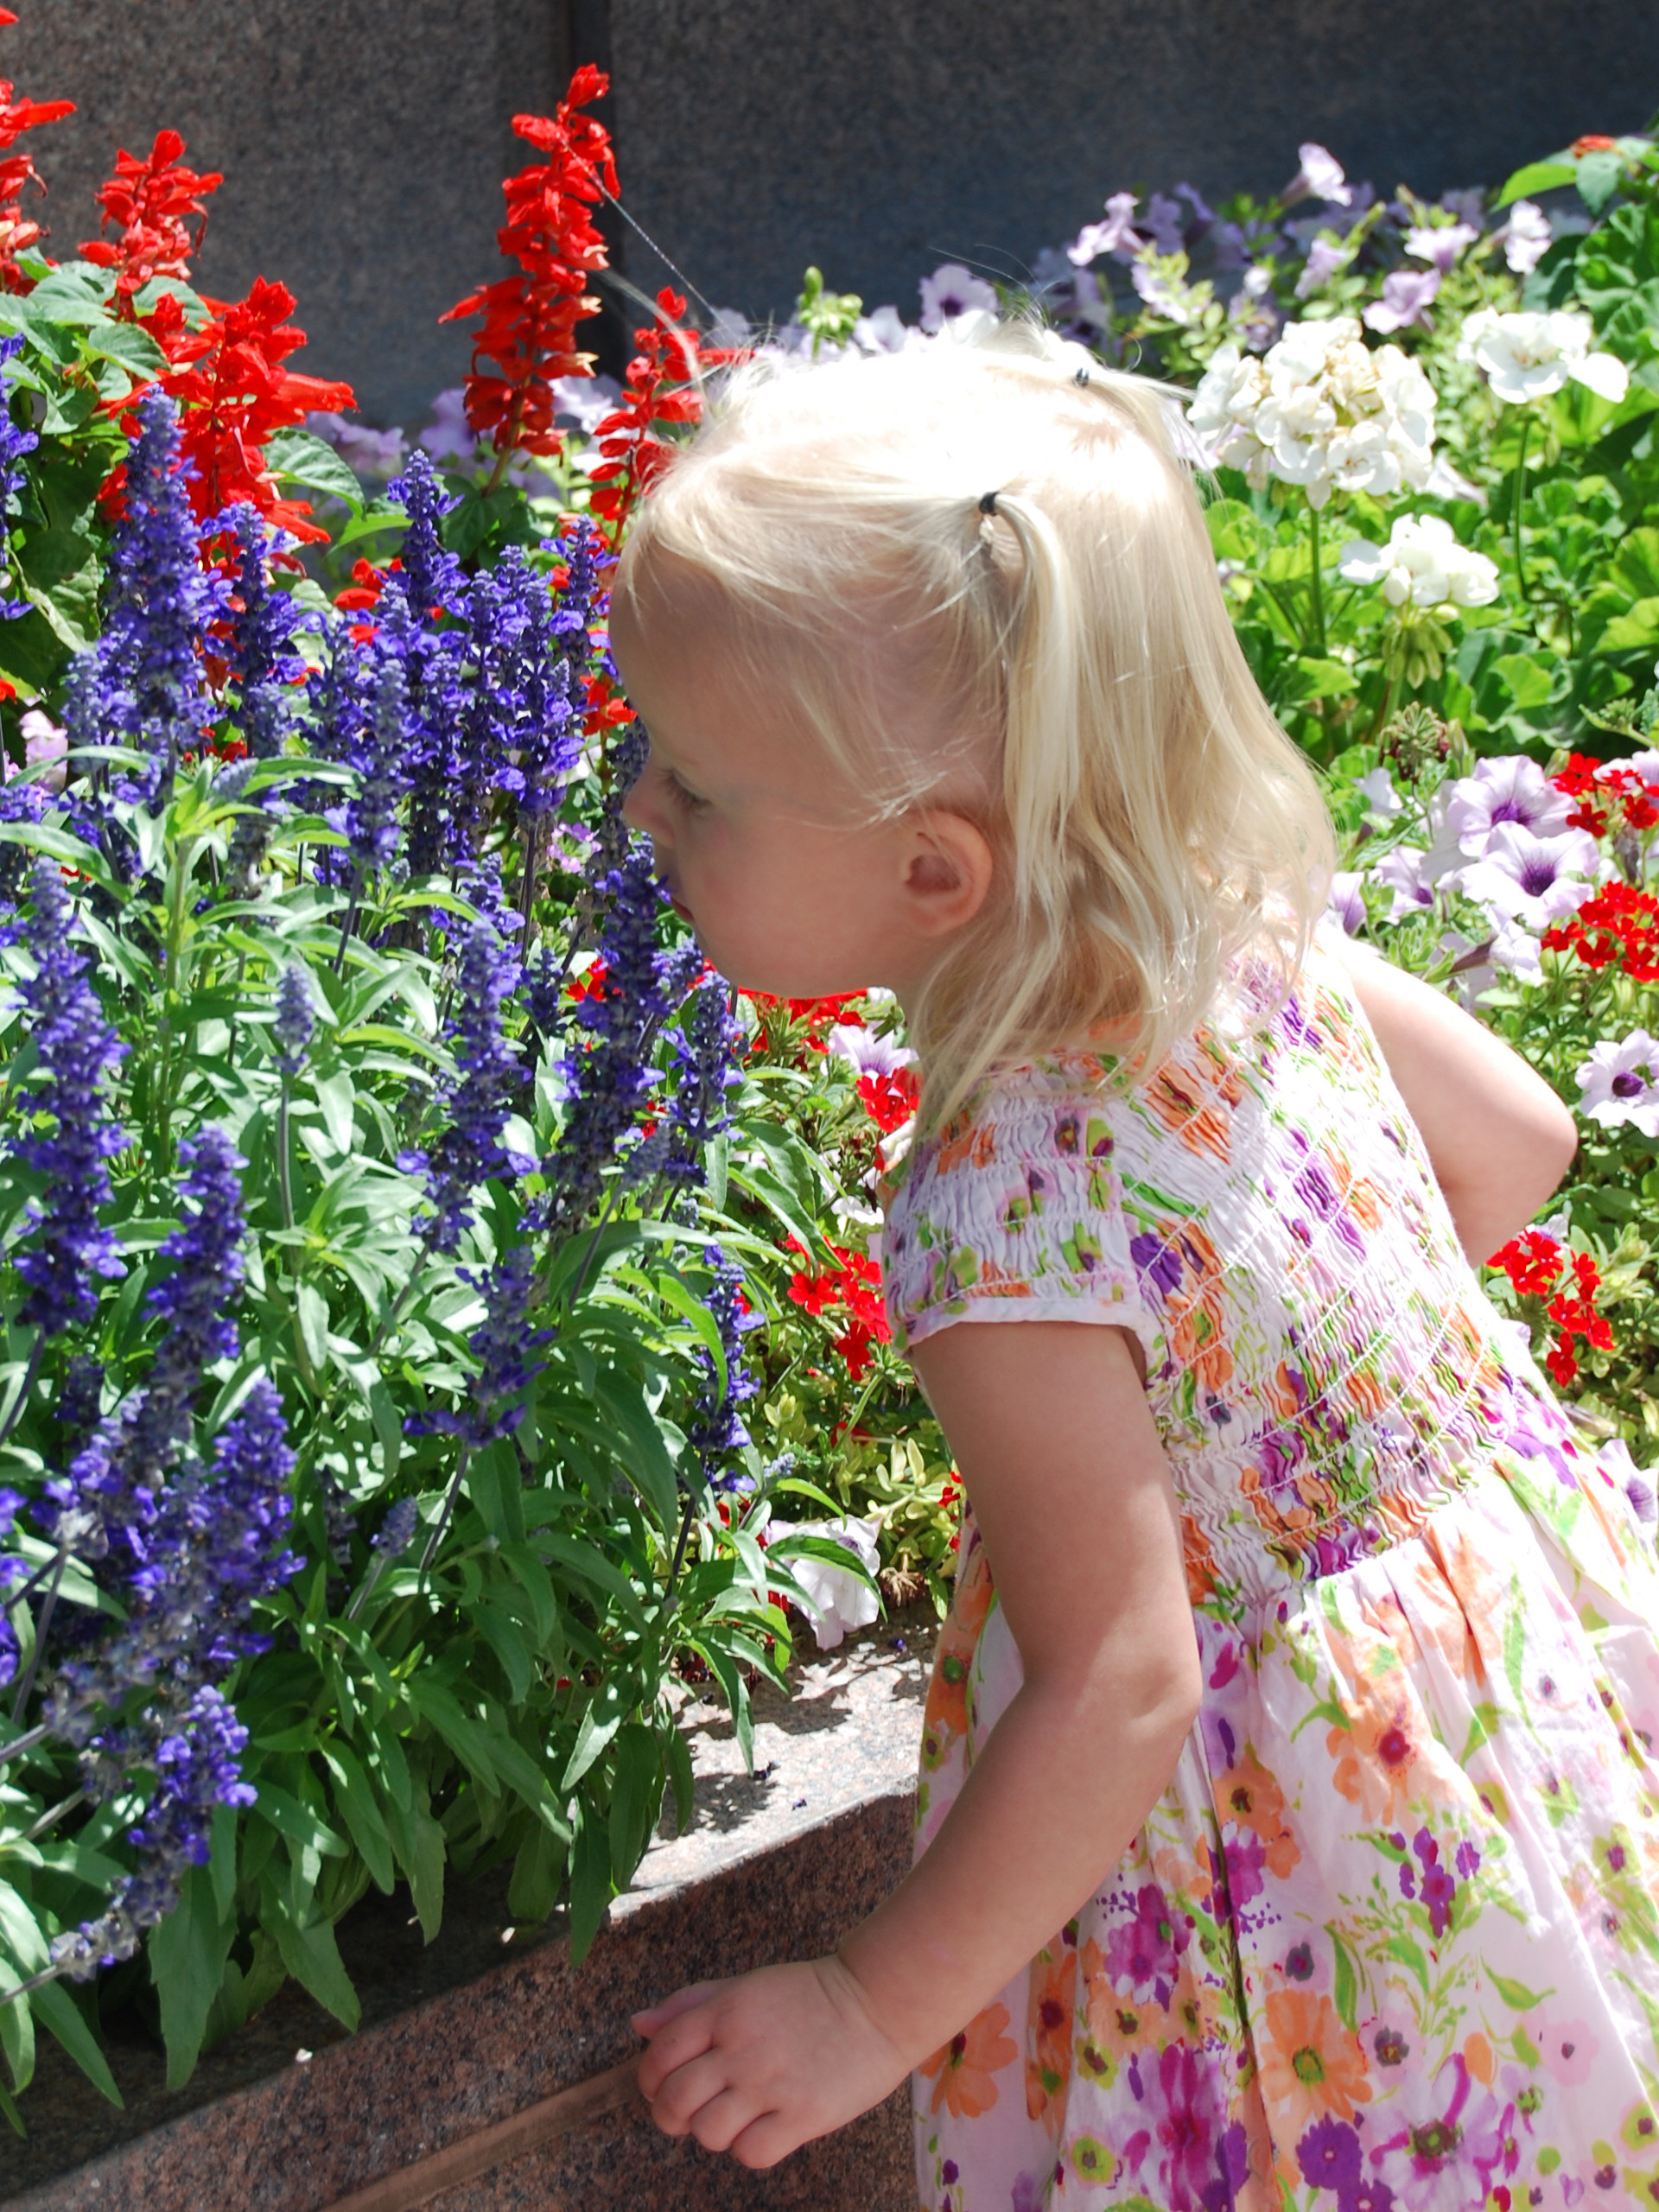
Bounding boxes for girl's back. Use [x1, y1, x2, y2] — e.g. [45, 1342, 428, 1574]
[887, 935, 1659, 2211]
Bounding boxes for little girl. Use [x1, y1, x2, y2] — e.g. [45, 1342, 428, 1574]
[612, 319, 1659, 2211]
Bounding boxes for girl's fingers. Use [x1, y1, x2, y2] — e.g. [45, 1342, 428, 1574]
[632, 1978, 723, 2037]
[687, 2085, 764, 2157]
[645, 2048, 744, 2139]
[633, 1990, 721, 2102]
[729, 2109, 800, 2171]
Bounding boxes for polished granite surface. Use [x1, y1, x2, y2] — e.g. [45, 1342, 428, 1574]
[7, 1614, 934, 2211]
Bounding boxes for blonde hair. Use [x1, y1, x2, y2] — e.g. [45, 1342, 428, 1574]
[614, 316, 1334, 1128]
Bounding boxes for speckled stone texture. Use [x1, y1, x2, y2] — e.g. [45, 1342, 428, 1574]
[608, 0, 1659, 327]
[0, 0, 573, 429]
[7, 0, 1657, 428]
[6, 1620, 933, 2211]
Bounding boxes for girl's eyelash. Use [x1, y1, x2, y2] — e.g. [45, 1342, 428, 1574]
[662, 766, 709, 812]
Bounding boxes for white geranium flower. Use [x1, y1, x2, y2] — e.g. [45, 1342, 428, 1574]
[768, 1517, 881, 1650]
[1188, 317, 1436, 508]
[1494, 200, 1553, 276]
[1577, 1030, 1659, 1139]
[1457, 308, 1630, 406]
[1337, 513, 1499, 609]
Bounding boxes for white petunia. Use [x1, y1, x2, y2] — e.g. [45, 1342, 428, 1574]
[918, 264, 1001, 334]
[1444, 755, 1573, 855]
[1452, 821, 1601, 931]
[1576, 1030, 1659, 1139]
[1337, 513, 1499, 609]
[768, 1517, 881, 1650]
[1457, 308, 1630, 407]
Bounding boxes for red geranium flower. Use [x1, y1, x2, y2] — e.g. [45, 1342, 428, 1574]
[1572, 135, 1618, 156]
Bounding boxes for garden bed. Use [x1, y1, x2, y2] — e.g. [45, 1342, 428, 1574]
[4, 1611, 933, 2211]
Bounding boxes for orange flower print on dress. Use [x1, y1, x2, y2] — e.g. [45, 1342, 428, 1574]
[1215, 1747, 1302, 1879]
[1259, 1986, 1372, 2137]
[1025, 1942, 1077, 2135]
[920, 2001, 1017, 2120]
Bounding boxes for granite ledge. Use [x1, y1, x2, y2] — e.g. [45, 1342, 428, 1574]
[6, 1611, 935, 2212]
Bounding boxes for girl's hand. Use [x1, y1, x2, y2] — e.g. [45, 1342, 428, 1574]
[632, 1954, 911, 2168]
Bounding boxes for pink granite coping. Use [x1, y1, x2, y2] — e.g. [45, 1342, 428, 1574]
[6, 1612, 936, 2211]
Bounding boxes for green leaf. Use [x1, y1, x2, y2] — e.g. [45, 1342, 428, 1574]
[475, 1604, 534, 1706]
[508, 1818, 565, 1923]
[1279, 655, 1359, 705]
[1383, 1933, 1430, 1992]
[1329, 1926, 1359, 2031]
[270, 1908, 360, 2031]
[608, 1723, 664, 1890]
[19, 265, 114, 324]
[149, 1861, 233, 2092]
[1493, 652, 1555, 709]
[1494, 160, 1578, 208]
[407, 1679, 500, 1793]
[383, 1796, 444, 1942]
[320, 1741, 396, 1896]
[563, 1673, 630, 1791]
[1489, 1967, 1554, 2010]
[264, 428, 366, 511]
[567, 1798, 614, 1964]
[81, 319, 168, 378]
[250, 1782, 348, 1859]
[1576, 149, 1624, 214]
[296, 1281, 331, 1370]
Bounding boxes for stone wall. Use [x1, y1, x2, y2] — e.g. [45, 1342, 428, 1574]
[3, 0, 1656, 429]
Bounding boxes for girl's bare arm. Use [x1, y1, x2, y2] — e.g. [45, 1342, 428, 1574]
[633, 1319, 1199, 2166]
[1337, 942, 1579, 1262]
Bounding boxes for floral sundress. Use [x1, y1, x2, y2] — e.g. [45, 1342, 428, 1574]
[882, 935, 1659, 2212]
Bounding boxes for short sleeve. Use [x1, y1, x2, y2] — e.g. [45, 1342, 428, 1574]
[880, 1077, 1163, 1363]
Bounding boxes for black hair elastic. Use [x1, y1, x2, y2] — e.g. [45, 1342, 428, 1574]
[977, 489, 1000, 516]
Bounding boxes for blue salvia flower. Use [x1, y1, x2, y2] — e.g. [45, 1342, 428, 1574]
[124, 1376, 298, 1676]
[75, 387, 224, 805]
[43, 1127, 246, 1560]
[490, 547, 579, 828]
[0, 771, 48, 912]
[548, 517, 602, 682]
[304, 615, 369, 888]
[449, 563, 520, 860]
[687, 1243, 759, 1482]
[372, 1496, 419, 1556]
[0, 1484, 22, 1688]
[271, 963, 315, 1077]
[547, 835, 696, 1231]
[409, 1231, 552, 1448]
[0, 331, 38, 620]
[344, 648, 411, 877]
[217, 503, 307, 760]
[385, 448, 467, 626]
[10, 860, 128, 1338]
[403, 903, 528, 1253]
[662, 968, 743, 1184]
[49, 1684, 257, 1980]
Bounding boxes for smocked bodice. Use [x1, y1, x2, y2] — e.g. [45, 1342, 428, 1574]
[882, 936, 1559, 1617]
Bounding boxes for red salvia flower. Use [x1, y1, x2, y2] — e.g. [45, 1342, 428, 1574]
[588, 287, 742, 543]
[80, 128, 221, 302]
[105, 276, 355, 543]
[440, 63, 616, 467]
[0, 25, 74, 294]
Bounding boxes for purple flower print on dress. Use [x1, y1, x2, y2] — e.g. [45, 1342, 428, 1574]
[1104, 1882, 1190, 2005]
[1398, 1827, 1459, 1936]
[1131, 1230, 1183, 1302]
[1142, 2042, 1231, 2212]
[1299, 2115, 1363, 2193]
[1222, 1825, 1267, 1907]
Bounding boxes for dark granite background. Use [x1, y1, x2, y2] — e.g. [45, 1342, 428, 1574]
[3, 0, 1655, 427]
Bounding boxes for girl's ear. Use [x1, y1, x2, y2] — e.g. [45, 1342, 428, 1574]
[900, 811, 995, 938]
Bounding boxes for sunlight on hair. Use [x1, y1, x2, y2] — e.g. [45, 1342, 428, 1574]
[614, 316, 1335, 1127]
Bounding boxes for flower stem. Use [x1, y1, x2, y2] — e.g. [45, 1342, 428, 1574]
[24, 1786, 86, 1842]
[278, 1076, 296, 1241]
[10, 1548, 65, 1723]
[419, 1445, 472, 1576]
[333, 870, 363, 976]
[0, 1718, 48, 1766]
[1306, 499, 1328, 658]
[0, 1329, 44, 1451]
[1511, 415, 1533, 605]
